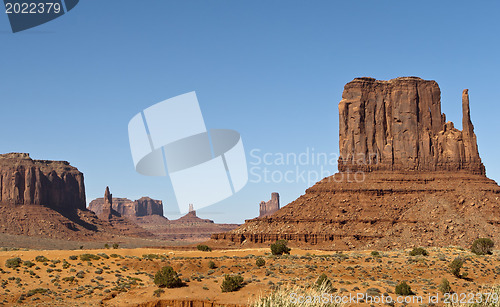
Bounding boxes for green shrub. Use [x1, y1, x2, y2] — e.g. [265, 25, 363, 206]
[221, 274, 244, 293]
[104, 243, 109, 249]
[256, 258, 266, 267]
[315, 273, 332, 292]
[26, 288, 49, 297]
[395, 281, 413, 295]
[449, 257, 464, 278]
[409, 247, 428, 256]
[97, 253, 109, 259]
[270, 240, 291, 256]
[370, 251, 380, 257]
[154, 266, 183, 288]
[153, 288, 164, 297]
[471, 238, 494, 255]
[68, 255, 78, 260]
[112, 243, 119, 249]
[438, 278, 452, 294]
[5, 257, 22, 269]
[80, 254, 100, 261]
[197, 245, 212, 252]
[76, 271, 85, 279]
[35, 256, 49, 262]
[208, 261, 217, 269]
[23, 261, 35, 268]
[62, 276, 75, 282]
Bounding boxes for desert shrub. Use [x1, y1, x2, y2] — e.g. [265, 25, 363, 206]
[449, 257, 464, 278]
[370, 251, 380, 257]
[315, 273, 332, 292]
[109, 254, 121, 258]
[438, 278, 452, 294]
[97, 253, 109, 259]
[80, 254, 100, 261]
[23, 261, 35, 268]
[256, 258, 266, 267]
[471, 238, 494, 255]
[270, 240, 291, 256]
[143, 254, 160, 260]
[409, 247, 429, 256]
[68, 255, 78, 260]
[251, 283, 341, 306]
[112, 243, 119, 249]
[197, 245, 212, 252]
[395, 281, 413, 295]
[76, 271, 85, 279]
[62, 276, 75, 282]
[35, 256, 49, 262]
[104, 243, 109, 249]
[221, 274, 244, 293]
[26, 288, 49, 297]
[153, 288, 164, 297]
[208, 261, 217, 269]
[5, 257, 22, 269]
[154, 266, 183, 288]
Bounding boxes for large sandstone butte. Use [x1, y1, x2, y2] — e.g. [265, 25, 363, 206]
[212, 77, 500, 250]
[338, 77, 484, 174]
[0, 153, 85, 210]
[0, 153, 151, 240]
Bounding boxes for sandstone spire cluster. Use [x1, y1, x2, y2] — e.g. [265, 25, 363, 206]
[338, 77, 485, 174]
[259, 192, 280, 218]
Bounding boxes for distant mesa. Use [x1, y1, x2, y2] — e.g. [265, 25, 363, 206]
[259, 193, 280, 218]
[212, 77, 500, 250]
[88, 189, 164, 220]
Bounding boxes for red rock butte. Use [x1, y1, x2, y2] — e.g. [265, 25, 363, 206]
[212, 77, 500, 250]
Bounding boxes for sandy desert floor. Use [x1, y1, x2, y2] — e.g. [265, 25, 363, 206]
[0, 246, 499, 306]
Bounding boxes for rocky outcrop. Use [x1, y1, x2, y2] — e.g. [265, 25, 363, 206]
[259, 192, 280, 217]
[0, 153, 86, 211]
[212, 77, 500, 250]
[338, 77, 485, 174]
[89, 195, 163, 218]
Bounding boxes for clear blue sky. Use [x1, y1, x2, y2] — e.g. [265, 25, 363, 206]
[1, 1, 499, 223]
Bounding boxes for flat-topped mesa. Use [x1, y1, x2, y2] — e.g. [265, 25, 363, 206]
[338, 77, 485, 175]
[0, 153, 86, 210]
[88, 194, 164, 219]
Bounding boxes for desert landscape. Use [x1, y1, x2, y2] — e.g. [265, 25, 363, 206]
[1, 77, 499, 306]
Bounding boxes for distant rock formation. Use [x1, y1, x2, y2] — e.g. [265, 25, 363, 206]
[338, 77, 485, 174]
[173, 209, 213, 224]
[259, 193, 280, 217]
[0, 153, 86, 211]
[89, 193, 163, 219]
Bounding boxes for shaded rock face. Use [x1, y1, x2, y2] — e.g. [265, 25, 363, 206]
[89, 195, 163, 218]
[338, 77, 485, 174]
[0, 153, 86, 211]
[259, 193, 280, 218]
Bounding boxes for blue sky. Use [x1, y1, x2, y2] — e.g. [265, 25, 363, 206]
[1, 1, 499, 223]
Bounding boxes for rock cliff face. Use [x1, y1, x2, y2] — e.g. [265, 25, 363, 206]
[89, 195, 163, 218]
[259, 193, 280, 217]
[212, 77, 500, 250]
[338, 77, 485, 174]
[0, 153, 86, 211]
